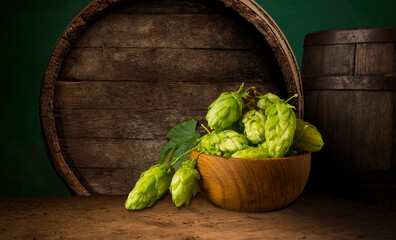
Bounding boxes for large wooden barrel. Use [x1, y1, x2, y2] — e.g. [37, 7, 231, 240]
[40, 0, 302, 195]
[301, 28, 396, 210]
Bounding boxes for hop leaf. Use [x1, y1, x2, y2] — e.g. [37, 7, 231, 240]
[264, 96, 297, 158]
[257, 92, 280, 111]
[289, 119, 324, 154]
[169, 159, 201, 207]
[206, 83, 245, 131]
[125, 163, 175, 210]
[157, 119, 200, 168]
[241, 110, 266, 144]
[231, 145, 270, 158]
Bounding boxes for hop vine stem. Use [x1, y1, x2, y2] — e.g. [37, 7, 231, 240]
[171, 146, 198, 166]
[201, 124, 211, 134]
[285, 94, 298, 103]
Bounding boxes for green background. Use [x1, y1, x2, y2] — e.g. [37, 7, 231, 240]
[0, 0, 395, 198]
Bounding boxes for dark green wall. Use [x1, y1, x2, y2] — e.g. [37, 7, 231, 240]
[0, 0, 395, 198]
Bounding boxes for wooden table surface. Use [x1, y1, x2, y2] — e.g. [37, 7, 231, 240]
[1, 193, 395, 239]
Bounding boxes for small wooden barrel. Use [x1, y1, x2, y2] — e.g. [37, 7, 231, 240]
[40, 0, 303, 195]
[301, 28, 396, 210]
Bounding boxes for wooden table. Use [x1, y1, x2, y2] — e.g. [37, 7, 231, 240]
[1, 193, 395, 239]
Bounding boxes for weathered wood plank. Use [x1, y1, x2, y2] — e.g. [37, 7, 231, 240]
[301, 46, 322, 76]
[355, 43, 393, 75]
[321, 44, 355, 75]
[305, 91, 392, 172]
[1, 194, 396, 239]
[74, 13, 263, 49]
[54, 81, 282, 109]
[59, 48, 282, 82]
[114, 0, 224, 14]
[55, 109, 207, 139]
[60, 139, 165, 168]
[394, 42, 396, 76]
[304, 90, 393, 209]
[71, 167, 135, 195]
[350, 91, 393, 171]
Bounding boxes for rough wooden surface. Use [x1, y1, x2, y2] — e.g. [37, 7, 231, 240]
[59, 48, 280, 82]
[192, 151, 311, 212]
[54, 81, 282, 109]
[1, 193, 395, 239]
[301, 28, 396, 210]
[40, 0, 302, 195]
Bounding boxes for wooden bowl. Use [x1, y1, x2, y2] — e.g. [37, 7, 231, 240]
[190, 151, 311, 212]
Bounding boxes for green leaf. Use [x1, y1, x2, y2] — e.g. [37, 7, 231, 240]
[157, 141, 177, 164]
[157, 119, 200, 167]
[166, 119, 198, 142]
[170, 132, 200, 168]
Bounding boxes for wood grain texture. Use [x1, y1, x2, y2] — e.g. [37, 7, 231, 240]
[59, 139, 162, 193]
[192, 151, 311, 212]
[59, 48, 281, 82]
[71, 167, 136, 195]
[302, 28, 396, 210]
[304, 91, 393, 187]
[74, 13, 264, 49]
[40, 0, 303, 195]
[303, 76, 396, 90]
[114, 0, 224, 14]
[54, 81, 282, 109]
[304, 27, 396, 46]
[321, 44, 355, 75]
[61, 139, 165, 194]
[301, 46, 322, 76]
[355, 43, 394, 75]
[55, 109, 207, 139]
[60, 139, 165, 168]
[2, 193, 395, 239]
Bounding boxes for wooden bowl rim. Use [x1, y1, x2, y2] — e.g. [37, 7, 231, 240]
[192, 150, 311, 162]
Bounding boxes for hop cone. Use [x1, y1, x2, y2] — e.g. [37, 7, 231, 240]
[242, 86, 263, 109]
[206, 83, 245, 131]
[257, 93, 280, 111]
[231, 145, 270, 158]
[241, 110, 267, 144]
[125, 163, 175, 210]
[264, 98, 297, 158]
[169, 159, 201, 207]
[290, 119, 324, 154]
[196, 131, 222, 156]
[218, 130, 249, 156]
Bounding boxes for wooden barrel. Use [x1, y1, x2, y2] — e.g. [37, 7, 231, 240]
[301, 28, 396, 210]
[40, 0, 302, 196]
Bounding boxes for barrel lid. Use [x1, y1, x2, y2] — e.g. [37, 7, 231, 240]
[40, 0, 302, 195]
[304, 27, 396, 47]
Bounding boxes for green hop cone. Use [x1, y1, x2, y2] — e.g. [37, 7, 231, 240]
[218, 130, 249, 156]
[257, 92, 280, 111]
[196, 131, 222, 156]
[169, 159, 201, 207]
[241, 110, 267, 144]
[206, 83, 245, 131]
[231, 145, 270, 158]
[287, 148, 299, 156]
[242, 86, 262, 109]
[264, 95, 297, 158]
[125, 163, 175, 210]
[289, 119, 324, 154]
